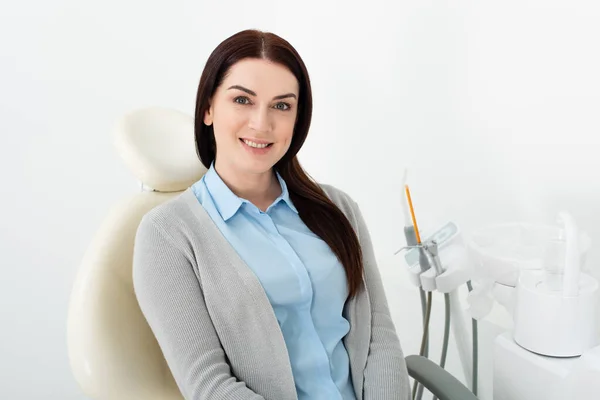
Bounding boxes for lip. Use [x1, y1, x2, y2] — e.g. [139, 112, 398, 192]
[239, 137, 273, 145]
[239, 138, 273, 155]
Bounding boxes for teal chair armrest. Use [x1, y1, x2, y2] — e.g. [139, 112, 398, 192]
[405, 355, 478, 400]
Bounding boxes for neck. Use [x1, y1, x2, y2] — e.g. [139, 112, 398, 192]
[214, 159, 282, 210]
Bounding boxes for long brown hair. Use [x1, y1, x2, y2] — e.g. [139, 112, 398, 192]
[194, 29, 364, 299]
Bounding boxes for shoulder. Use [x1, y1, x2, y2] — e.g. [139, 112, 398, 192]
[137, 189, 199, 242]
[317, 182, 373, 240]
[318, 182, 354, 204]
[317, 182, 361, 223]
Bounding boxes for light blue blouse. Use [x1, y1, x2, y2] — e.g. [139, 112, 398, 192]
[191, 163, 356, 400]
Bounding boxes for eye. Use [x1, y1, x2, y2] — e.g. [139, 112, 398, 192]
[274, 102, 291, 111]
[234, 96, 251, 105]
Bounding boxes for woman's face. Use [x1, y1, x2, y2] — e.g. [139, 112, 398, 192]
[204, 58, 299, 175]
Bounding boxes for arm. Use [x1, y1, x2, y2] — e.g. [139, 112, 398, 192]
[132, 216, 265, 400]
[351, 200, 411, 400]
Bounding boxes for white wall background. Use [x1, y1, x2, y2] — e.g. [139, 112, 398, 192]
[2, 0, 599, 399]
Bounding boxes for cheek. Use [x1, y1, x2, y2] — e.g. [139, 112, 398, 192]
[278, 114, 297, 143]
[213, 106, 248, 139]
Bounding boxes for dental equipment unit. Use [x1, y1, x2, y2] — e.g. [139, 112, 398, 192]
[395, 171, 600, 400]
[396, 171, 478, 400]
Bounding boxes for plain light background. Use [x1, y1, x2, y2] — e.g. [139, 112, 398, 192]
[2, 0, 599, 399]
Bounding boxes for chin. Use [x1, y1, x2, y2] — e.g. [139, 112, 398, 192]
[238, 159, 277, 175]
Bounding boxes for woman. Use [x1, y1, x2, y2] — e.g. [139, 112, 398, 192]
[133, 29, 410, 400]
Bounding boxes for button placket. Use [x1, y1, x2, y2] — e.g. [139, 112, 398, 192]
[264, 212, 314, 302]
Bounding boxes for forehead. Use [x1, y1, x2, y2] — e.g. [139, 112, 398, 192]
[221, 58, 299, 95]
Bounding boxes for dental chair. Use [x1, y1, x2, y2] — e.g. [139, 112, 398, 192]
[66, 107, 478, 400]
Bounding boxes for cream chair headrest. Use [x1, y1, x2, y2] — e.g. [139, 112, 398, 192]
[113, 107, 207, 192]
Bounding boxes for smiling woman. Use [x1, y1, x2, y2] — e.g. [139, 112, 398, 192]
[206, 65, 298, 164]
[132, 29, 410, 400]
[199, 58, 299, 189]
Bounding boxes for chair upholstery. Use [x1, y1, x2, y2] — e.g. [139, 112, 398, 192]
[67, 107, 206, 399]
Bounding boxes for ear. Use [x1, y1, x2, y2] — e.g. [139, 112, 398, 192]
[203, 106, 213, 126]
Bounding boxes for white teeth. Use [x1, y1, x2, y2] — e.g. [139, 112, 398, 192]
[243, 139, 270, 148]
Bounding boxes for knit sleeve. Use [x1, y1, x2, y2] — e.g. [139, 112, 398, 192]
[132, 215, 265, 400]
[351, 200, 411, 400]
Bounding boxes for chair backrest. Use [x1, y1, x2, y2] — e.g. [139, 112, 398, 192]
[67, 107, 207, 399]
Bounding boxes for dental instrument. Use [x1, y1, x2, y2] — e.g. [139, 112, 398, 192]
[398, 181, 479, 400]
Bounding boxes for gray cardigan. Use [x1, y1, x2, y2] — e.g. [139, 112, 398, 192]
[132, 183, 410, 399]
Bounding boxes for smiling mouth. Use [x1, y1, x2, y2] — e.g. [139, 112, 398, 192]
[239, 138, 274, 148]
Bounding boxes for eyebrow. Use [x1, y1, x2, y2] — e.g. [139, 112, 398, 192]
[227, 85, 297, 100]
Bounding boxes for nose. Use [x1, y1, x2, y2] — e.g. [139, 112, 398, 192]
[247, 105, 272, 133]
